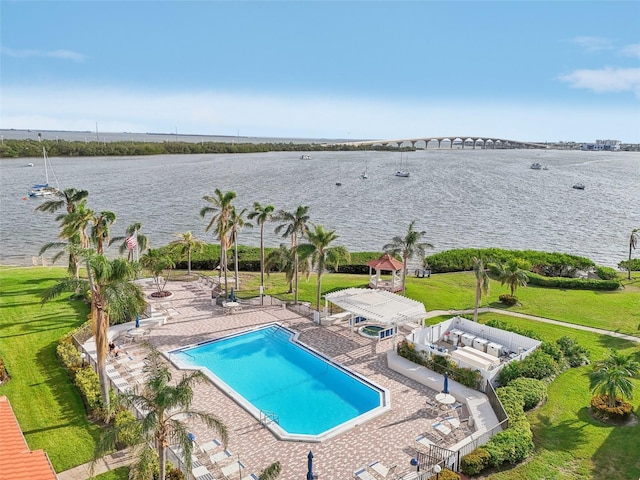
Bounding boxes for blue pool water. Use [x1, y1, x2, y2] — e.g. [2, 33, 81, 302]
[172, 324, 384, 437]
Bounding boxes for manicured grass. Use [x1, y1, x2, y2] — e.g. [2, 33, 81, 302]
[93, 467, 130, 480]
[0, 266, 101, 472]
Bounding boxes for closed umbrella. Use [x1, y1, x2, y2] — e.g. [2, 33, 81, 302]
[443, 372, 449, 394]
[135, 314, 140, 328]
[307, 451, 314, 480]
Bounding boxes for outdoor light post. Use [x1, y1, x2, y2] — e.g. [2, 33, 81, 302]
[433, 464, 441, 479]
[80, 352, 86, 368]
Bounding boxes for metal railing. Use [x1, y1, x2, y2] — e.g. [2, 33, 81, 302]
[259, 409, 279, 427]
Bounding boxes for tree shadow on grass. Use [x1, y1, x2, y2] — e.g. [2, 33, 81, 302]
[532, 412, 590, 452]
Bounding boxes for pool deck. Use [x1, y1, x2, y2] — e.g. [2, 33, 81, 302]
[98, 280, 481, 479]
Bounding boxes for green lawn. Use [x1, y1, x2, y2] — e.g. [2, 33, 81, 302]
[0, 266, 101, 472]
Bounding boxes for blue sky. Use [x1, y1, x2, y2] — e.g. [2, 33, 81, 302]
[1, 1, 639, 142]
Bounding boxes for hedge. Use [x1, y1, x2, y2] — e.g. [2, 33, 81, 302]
[508, 377, 547, 410]
[526, 271, 620, 290]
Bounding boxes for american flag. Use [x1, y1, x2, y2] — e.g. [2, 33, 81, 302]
[126, 234, 138, 250]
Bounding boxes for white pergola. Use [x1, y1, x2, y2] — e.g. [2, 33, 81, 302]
[324, 288, 427, 344]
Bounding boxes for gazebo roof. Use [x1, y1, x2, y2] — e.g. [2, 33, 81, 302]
[324, 288, 426, 326]
[367, 253, 404, 271]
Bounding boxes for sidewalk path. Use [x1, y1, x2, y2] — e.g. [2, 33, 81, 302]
[57, 448, 135, 480]
[425, 308, 640, 344]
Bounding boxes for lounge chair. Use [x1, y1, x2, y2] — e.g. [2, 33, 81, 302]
[199, 438, 222, 454]
[192, 465, 214, 480]
[433, 422, 452, 436]
[415, 434, 434, 448]
[354, 467, 377, 480]
[240, 474, 258, 480]
[444, 416, 460, 429]
[369, 461, 396, 478]
[220, 460, 245, 479]
[210, 449, 232, 464]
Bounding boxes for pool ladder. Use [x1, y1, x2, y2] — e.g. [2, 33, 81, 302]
[259, 409, 279, 427]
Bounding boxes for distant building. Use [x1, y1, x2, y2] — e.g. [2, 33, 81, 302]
[581, 139, 621, 151]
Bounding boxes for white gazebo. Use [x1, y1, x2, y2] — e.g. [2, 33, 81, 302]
[324, 288, 427, 345]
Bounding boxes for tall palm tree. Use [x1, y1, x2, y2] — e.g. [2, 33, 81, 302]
[590, 349, 639, 408]
[628, 228, 638, 280]
[472, 256, 491, 322]
[274, 205, 310, 304]
[247, 202, 275, 298]
[383, 220, 434, 295]
[42, 254, 145, 406]
[110, 222, 150, 262]
[264, 244, 297, 293]
[35, 186, 89, 215]
[91, 210, 117, 254]
[98, 345, 228, 480]
[229, 206, 252, 291]
[61, 200, 94, 250]
[497, 260, 529, 296]
[200, 189, 236, 298]
[169, 231, 206, 275]
[298, 225, 350, 312]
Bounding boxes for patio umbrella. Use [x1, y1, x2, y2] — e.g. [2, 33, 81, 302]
[306, 451, 314, 480]
[230, 288, 236, 302]
[443, 372, 449, 394]
[135, 314, 140, 328]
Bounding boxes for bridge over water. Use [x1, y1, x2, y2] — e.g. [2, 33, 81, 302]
[339, 136, 548, 150]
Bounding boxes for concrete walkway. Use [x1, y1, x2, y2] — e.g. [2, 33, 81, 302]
[57, 448, 136, 480]
[425, 308, 640, 344]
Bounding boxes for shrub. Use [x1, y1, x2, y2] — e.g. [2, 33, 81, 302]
[618, 258, 640, 272]
[0, 358, 9, 383]
[437, 468, 460, 480]
[113, 409, 141, 446]
[498, 294, 518, 306]
[590, 395, 634, 420]
[526, 272, 620, 290]
[56, 339, 83, 375]
[508, 377, 547, 410]
[461, 447, 491, 475]
[595, 265, 618, 280]
[483, 424, 534, 466]
[166, 467, 186, 480]
[556, 336, 590, 367]
[540, 341, 564, 363]
[485, 319, 542, 340]
[74, 366, 103, 413]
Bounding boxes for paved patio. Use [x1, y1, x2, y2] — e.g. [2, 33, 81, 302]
[101, 280, 475, 479]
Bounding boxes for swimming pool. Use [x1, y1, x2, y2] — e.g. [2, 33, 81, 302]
[168, 324, 388, 442]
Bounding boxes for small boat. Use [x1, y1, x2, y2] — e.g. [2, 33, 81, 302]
[360, 162, 368, 179]
[543, 166, 549, 170]
[28, 146, 59, 197]
[530, 162, 543, 170]
[394, 170, 410, 177]
[572, 183, 585, 190]
[300, 154, 311, 160]
[335, 182, 342, 186]
[26, 163, 34, 167]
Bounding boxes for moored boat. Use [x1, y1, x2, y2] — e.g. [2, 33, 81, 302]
[572, 183, 585, 190]
[530, 162, 543, 170]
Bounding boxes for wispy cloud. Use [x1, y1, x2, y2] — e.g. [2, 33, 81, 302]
[571, 36, 615, 53]
[620, 44, 640, 59]
[559, 67, 640, 97]
[1, 46, 87, 62]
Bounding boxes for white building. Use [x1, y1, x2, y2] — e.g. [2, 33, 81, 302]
[581, 139, 621, 151]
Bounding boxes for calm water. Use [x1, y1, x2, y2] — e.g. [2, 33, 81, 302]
[174, 325, 381, 436]
[1, 148, 638, 267]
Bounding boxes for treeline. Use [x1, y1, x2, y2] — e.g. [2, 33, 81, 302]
[0, 139, 404, 159]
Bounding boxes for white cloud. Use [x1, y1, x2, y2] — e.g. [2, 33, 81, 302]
[620, 44, 640, 59]
[0, 46, 87, 62]
[571, 36, 614, 53]
[559, 67, 640, 97]
[1, 85, 639, 142]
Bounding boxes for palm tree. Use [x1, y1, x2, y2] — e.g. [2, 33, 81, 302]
[61, 200, 94, 250]
[91, 210, 117, 254]
[472, 257, 490, 322]
[298, 225, 350, 312]
[274, 205, 310, 304]
[42, 254, 145, 406]
[628, 228, 638, 280]
[229, 206, 253, 291]
[35, 186, 89, 215]
[200, 189, 236, 298]
[99, 345, 228, 480]
[497, 260, 529, 296]
[140, 249, 175, 294]
[110, 222, 150, 262]
[247, 202, 275, 298]
[264, 244, 297, 293]
[169, 231, 206, 275]
[383, 220, 434, 295]
[590, 349, 639, 408]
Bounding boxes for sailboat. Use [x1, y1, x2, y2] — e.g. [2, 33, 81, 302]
[28, 146, 59, 197]
[394, 153, 410, 177]
[360, 162, 368, 179]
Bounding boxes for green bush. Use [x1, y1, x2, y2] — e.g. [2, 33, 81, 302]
[498, 294, 518, 306]
[437, 468, 460, 480]
[618, 258, 640, 271]
[74, 366, 103, 412]
[485, 319, 542, 340]
[0, 357, 9, 382]
[590, 395, 634, 420]
[595, 265, 618, 280]
[499, 350, 559, 385]
[556, 336, 591, 367]
[461, 447, 491, 475]
[526, 272, 620, 290]
[540, 341, 564, 363]
[56, 339, 83, 375]
[508, 377, 547, 410]
[113, 409, 141, 446]
[483, 424, 534, 466]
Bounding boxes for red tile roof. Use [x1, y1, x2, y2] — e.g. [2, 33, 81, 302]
[0, 396, 58, 480]
[366, 253, 404, 271]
